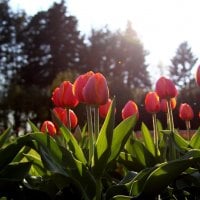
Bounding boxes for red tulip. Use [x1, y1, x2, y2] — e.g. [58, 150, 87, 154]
[99, 98, 113, 118]
[145, 92, 160, 114]
[196, 65, 200, 86]
[155, 76, 177, 99]
[83, 73, 109, 105]
[122, 100, 139, 120]
[160, 98, 176, 113]
[73, 71, 94, 103]
[53, 107, 78, 129]
[40, 121, 57, 136]
[52, 81, 79, 108]
[179, 103, 194, 121]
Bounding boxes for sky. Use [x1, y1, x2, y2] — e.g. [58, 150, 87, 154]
[9, 0, 200, 79]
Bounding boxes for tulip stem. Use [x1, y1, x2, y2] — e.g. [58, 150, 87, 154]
[152, 113, 159, 158]
[94, 106, 99, 140]
[185, 120, 191, 140]
[66, 108, 71, 132]
[167, 99, 176, 160]
[86, 105, 94, 165]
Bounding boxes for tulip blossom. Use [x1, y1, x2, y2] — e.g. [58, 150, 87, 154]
[99, 98, 113, 118]
[73, 71, 94, 103]
[122, 100, 139, 120]
[179, 103, 194, 121]
[155, 76, 178, 99]
[83, 73, 109, 105]
[52, 81, 79, 108]
[196, 65, 200, 86]
[160, 98, 176, 113]
[53, 107, 78, 129]
[40, 121, 57, 136]
[145, 92, 160, 114]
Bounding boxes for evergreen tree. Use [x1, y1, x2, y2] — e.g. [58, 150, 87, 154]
[18, 0, 86, 87]
[169, 41, 197, 89]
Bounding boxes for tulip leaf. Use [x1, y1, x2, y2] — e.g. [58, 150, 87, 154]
[173, 130, 189, 151]
[51, 111, 87, 165]
[28, 120, 40, 132]
[141, 122, 156, 157]
[0, 135, 29, 170]
[0, 162, 32, 181]
[190, 127, 200, 149]
[108, 115, 137, 163]
[118, 152, 144, 172]
[92, 99, 116, 177]
[133, 150, 200, 198]
[112, 196, 133, 200]
[0, 127, 12, 148]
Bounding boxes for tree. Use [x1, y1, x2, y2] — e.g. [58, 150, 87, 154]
[83, 21, 151, 124]
[3, 1, 86, 131]
[18, 0, 86, 87]
[169, 41, 197, 89]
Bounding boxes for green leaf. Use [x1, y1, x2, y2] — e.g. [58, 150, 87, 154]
[127, 167, 156, 196]
[190, 127, 200, 149]
[108, 115, 137, 163]
[52, 111, 87, 165]
[92, 99, 116, 177]
[0, 127, 12, 148]
[0, 162, 32, 181]
[118, 152, 144, 172]
[0, 135, 29, 170]
[140, 150, 200, 197]
[24, 153, 47, 176]
[112, 195, 133, 200]
[141, 123, 156, 157]
[173, 130, 189, 151]
[28, 120, 40, 132]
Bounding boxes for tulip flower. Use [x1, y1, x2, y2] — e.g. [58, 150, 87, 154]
[73, 71, 94, 103]
[160, 98, 176, 113]
[145, 92, 160, 114]
[53, 107, 78, 129]
[179, 103, 194, 140]
[155, 76, 178, 100]
[122, 100, 139, 120]
[99, 98, 113, 118]
[52, 81, 79, 108]
[196, 65, 200, 86]
[179, 103, 194, 121]
[40, 120, 57, 136]
[145, 92, 160, 156]
[83, 73, 109, 106]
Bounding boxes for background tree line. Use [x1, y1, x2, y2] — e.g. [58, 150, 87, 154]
[0, 0, 199, 133]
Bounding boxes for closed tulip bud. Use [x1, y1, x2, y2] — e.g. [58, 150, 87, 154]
[155, 76, 178, 99]
[179, 103, 194, 121]
[160, 98, 176, 113]
[83, 73, 109, 105]
[145, 92, 160, 114]
[53, 107, 78, 129]
[122, 100, 139, 120]
[99, 98, 113, 118]
[73, 71, 94, 103]
[52, 81, 79, 108]
[40, 121, 57, 136]
[196, 65, 200, 86]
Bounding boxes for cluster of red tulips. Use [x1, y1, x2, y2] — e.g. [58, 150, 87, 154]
[41, 65, 200, 139]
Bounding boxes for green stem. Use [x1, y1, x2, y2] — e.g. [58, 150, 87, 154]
[86, 105, 94, 165]
[94, 106, 99, 140]
[185, 120, 191, 141]
[152, 113, 159, 158]
[66, 108, 71, 131]
[167, 99, 176, 160]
